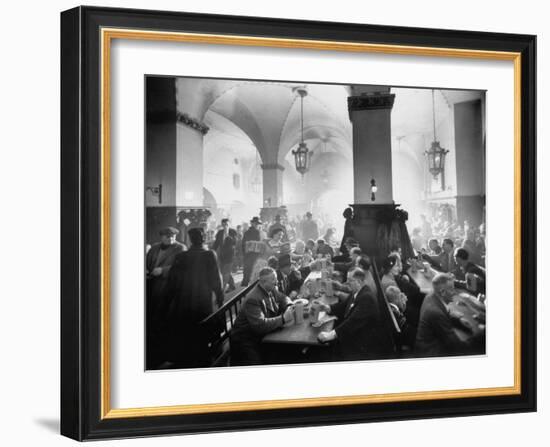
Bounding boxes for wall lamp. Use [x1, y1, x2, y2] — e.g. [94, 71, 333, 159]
[370, 178, 377, 202]
[146, 184, 162, 204]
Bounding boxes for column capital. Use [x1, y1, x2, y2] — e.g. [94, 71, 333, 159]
[176, 112, 210, 135]
[261, 163, 285, 171]
[347, 93, 396, 118]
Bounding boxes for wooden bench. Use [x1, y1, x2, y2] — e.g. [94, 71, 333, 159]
[198, 281, 257, 367]
[371, 261, 401, 352]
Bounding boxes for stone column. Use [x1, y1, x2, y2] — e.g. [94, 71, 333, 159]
[348, 87, 395, 204]
[145, 77, 211, 244]
[454, 99, 484, 227]
[261, 163, 284, 208]
[175, 114, 208, 207]
[347, 87, 413, 260]
[260, 163, 286, 223]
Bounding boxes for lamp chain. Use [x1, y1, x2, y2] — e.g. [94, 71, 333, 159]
[432, 89, 437, 141]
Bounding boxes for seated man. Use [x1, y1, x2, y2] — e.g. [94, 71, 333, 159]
[316, 268, 395, 361]
[415, 273, 476, 357]
[230, 267, 294, 366]
[437, 238, 459, 274]
[277, 254, 303, 296]
[333, 246, 362, 281]
[428, 238, 442, 255]
[419, 238, 443, 270]
[333, 236, 358, 263]
[453, 248, 486, 294]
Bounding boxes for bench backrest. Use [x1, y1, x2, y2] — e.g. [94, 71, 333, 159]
[198, 281, 257, 362]
[371, 262, 401, 337]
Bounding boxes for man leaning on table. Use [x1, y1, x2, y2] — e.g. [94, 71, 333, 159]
[315, 267, 394, 361]
[415, 272, 478, 357]
[230, 267, 294, 366]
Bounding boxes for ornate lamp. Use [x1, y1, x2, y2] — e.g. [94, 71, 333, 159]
[292, 87, 312, 177]
[425, 89, 449, 179]
[146, 183, 162, 204]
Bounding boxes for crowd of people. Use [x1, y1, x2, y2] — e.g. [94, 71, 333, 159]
[145, 210, 486, 369]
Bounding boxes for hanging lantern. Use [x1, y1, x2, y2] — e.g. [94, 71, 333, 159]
[425, 140, 448, 178]
[292, 87, 313, 177]
[425, 89, 449, 179]
[293, 142, 312, 176]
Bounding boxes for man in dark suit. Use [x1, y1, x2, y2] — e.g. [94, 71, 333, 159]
[415, 273, 471, 357]
[212, 218, 230, 256]
[145, 226, 186, 368]
[454, 248, 486, 294]
[161, 227, 224, 368]
[219, 228, 237, 292]
[439, 238, 459, 274]
[230, 267, 294, 366]
[241, 216, 262, 286]
[316, 267, 394, 361]
[230, 267, 293, 366]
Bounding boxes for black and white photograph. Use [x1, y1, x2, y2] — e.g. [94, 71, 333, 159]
[145, 76, 487, 370]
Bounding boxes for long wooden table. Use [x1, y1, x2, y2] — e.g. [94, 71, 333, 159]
[407, 266, 436, 294]
[448, 292, 486, 343]
[261, 308, 336, 346]
[262, 271, 338, 346]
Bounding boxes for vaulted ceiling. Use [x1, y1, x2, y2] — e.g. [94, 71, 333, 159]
[181, 77, 484, 166]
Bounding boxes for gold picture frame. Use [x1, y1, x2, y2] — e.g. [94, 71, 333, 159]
[61, 6, 536, 440]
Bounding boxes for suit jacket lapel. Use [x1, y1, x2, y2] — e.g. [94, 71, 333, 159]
[344, 292, 357, 318]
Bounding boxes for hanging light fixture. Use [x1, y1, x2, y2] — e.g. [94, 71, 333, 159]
[424, 89, 449, 179]
[292, 87, 312, 177]
[320, 137, 329, 185]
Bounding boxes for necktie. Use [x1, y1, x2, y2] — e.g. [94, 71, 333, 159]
[267, 293, 277, 314]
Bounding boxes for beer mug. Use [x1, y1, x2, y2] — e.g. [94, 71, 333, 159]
[310, 302, 321, 324]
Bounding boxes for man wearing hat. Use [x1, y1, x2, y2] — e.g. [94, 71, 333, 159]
[241, 216, 263, 287]
[145, 226, 186, 368]
[276, 253, 302, 296]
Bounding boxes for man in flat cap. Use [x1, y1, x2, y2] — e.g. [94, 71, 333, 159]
[145, 226, 186, 368]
